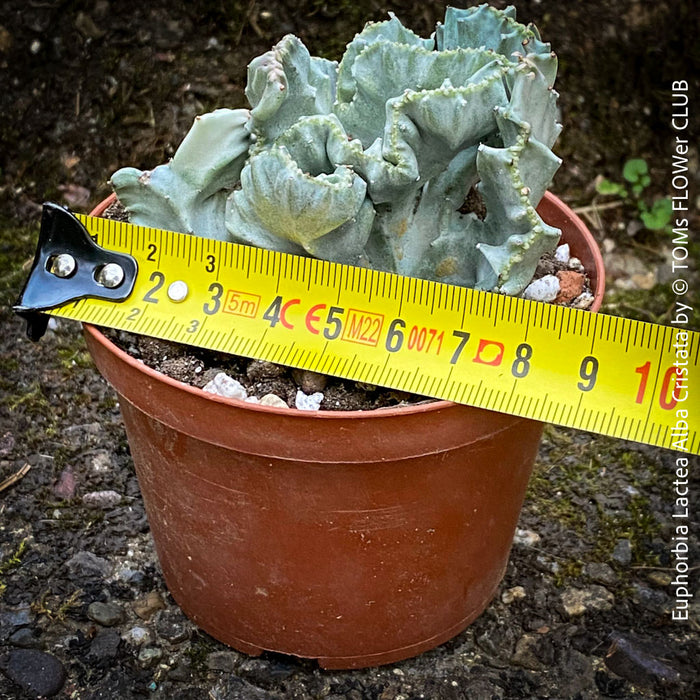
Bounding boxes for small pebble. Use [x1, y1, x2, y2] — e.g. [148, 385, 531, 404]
[82, 490, 122, 509]
[137, 646, 163, 669]
[612, 538, 633, 567]
[291, 368, 328, 393]
[567, 256, 584, 271]
[122, 626, 152, 646]
[87, 601, 124, 627]
[115, 566, 144, 584]
[65, 551, 112, 578]
[90, 451, 112, 473]
[585, 562, 618, 587]
[555, 243, 570, 263]
[156, 610, 191, 644]
[572, 292, 594, 309]
[52, 468, 76, 500]
[88, 628, 121, 660]
[522, 274, 560, 302]
[646, 570, 673, 588]
[246, 360, 286, 380]
[8, 627, 39, 649]
[511, 634, 546, 671]
[513, 528, 541, 547]
[132, 591, 165, 621]
[295, 390, 324, 411]
[1, 606, 33, 629]
[259, 393, 289, 408]
[203, 372, 247, 400]
[561, 585, 614, 617]
[555, 270, 585, 304]
[502, 586, 527, 604]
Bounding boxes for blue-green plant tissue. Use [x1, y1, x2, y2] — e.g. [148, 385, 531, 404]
[111, 4, 562, 296]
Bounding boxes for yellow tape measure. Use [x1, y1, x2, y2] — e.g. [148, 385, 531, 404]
[33, 212, 700, 455]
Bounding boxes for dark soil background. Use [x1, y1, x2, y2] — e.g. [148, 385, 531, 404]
[1, 1, 699, 698]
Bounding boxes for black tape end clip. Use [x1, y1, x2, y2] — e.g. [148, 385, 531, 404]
[13, 203, 137, 341]
[16, 309, 51, 343]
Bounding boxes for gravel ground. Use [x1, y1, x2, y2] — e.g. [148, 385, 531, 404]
[1, 1, 699, 698]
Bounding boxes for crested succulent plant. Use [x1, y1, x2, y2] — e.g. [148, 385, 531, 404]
[111, 4, 562, 295]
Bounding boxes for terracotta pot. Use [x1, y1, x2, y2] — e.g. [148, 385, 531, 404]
[83, 192, 604, 669]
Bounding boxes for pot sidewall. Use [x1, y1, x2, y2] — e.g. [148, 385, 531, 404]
[82, 192, 605, 666]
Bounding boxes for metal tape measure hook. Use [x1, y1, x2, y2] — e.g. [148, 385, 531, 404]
[13, 203, 138, 340]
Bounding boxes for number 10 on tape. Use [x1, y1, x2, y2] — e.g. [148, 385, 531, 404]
[45, 215, 700, 455]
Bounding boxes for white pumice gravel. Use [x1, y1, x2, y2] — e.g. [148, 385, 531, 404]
[555, 243, 570, 263]
[295, 390, 324, 411]
[202, 372, 247, 400]
[521, 274, 560, 302]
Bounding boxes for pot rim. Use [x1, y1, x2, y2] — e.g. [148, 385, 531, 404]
[86, 191, 605, 420]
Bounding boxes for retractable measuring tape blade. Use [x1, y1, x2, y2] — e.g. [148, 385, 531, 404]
[15, 203, 699, 455]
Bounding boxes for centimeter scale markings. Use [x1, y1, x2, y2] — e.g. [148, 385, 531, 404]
[48, 214, 699, 455]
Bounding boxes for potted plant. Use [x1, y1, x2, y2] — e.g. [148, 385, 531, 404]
[83, 5, 605, 668]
